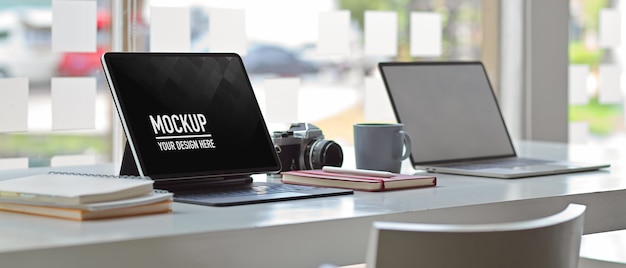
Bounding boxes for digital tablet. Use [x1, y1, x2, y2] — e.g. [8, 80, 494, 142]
[101, 52, 281, 181]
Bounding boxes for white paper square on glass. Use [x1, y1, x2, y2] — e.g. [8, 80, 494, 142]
[364, 77, 396, 122]
[568, 65, 590, 105]
[52, 0, 97, 52]
[0, 78, 29, 133]
[150, 6, 191, 52]
[599, 9, 621, 48]
[317, 11, 350, 56]
[51, 154, 97, 167]
[0, 157, 29, 170]
[51, 77, 96, 130]
[264, 78, 300, 124]
[209, 9, 247, 55]
[598, 65, 622, 104]
[569, 122, 589, 144]
[410, 12, 442, 57]
[364, 11, 398, 56]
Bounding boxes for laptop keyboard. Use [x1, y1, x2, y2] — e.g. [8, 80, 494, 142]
[443, 157, 553, 170]
[175, 182, 325, 200]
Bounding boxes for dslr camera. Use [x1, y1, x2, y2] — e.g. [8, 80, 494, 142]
[271, 123, 343, 172]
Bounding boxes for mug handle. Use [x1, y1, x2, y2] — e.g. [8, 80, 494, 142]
[398, 130, 412, 160]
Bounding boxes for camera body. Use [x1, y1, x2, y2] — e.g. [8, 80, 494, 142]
[271, 123, 343, 172]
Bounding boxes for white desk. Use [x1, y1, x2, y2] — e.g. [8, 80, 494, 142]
[1, 141, 625, 268]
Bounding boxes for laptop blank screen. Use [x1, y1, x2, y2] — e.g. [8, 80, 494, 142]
[102, 52, 281, 180]
[379, 62, 516, 164]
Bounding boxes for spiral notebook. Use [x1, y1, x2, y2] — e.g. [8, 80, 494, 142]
[0, 172, 154, 205]
[0, 199, 172, 221]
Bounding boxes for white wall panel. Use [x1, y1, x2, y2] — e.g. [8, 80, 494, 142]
[569, 122, 589, 144]
[0, 78, 29, 133]
[364, 76, 396, 122]
[568, 65, 590, 105]
[410, 12, 442, 57]
[317, 11, 350, 55]
[0, 158, 29, 170]
[264, 78, 300, 124]
[52, 0, 97, 52]
[51, 77, 96, 130]
[599, 9, 621, 48]
[150, 6, 191, 52]
[51, 154, 97, 167]
[598, 65, 622, 104]
[364, 11, 398, 56]
[209, 8, 247, 55]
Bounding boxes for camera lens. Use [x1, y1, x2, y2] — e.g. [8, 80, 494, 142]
[304, 139, 343, 169]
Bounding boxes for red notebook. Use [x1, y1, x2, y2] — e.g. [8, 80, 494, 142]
[281, 170, 436, 192]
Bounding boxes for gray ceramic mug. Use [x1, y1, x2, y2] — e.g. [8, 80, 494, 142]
[353, 123, 412, 173]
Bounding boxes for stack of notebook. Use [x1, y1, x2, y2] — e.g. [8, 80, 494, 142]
[0, 172, 173, 221]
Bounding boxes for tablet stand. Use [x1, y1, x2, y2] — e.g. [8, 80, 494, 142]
[119, 142, 253, 190]
[119, 142, 140, 176]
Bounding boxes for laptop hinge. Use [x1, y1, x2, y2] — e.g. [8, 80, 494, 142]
[155, 176, 253, 192]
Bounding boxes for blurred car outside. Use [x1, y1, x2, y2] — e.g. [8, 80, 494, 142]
[242, 43, 319, 77]
[186, 7, 319, 78]
[56, 9, 111, 82]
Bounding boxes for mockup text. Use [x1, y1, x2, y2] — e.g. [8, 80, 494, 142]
[149, 114, 207, 135]
[149, 113, 217, 152]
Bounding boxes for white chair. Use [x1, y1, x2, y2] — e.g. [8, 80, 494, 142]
[362, 203, 586, 268]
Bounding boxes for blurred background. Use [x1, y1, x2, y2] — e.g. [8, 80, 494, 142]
[0, 0, 621, 168]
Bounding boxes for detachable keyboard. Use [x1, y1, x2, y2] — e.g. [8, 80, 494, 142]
[172, 181, 353, 206]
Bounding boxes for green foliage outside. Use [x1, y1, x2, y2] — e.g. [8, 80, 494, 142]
[568, 0, 622, 137]
[570, 98, 622, 135]
[0, 134, 111, 167]
[569, 42, 603, 66]
[579, 0, 608, 30]
[568, 41, 620, 136]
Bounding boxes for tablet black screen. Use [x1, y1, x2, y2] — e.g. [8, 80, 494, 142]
[102, 52, 280, 180]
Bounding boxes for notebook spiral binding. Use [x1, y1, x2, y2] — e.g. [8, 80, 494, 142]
[46, 172, 171, 193]
[48, 171, 153, 180]
[153, 189, 170, 194]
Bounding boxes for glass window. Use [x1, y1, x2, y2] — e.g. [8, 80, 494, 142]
[568, 0, 624, 146]
[0, 0, 486, 169]
[0, 1, 112, 168]
[134, 0, 483, 147]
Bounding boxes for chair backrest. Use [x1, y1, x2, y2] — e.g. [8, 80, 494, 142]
[366, 203, 586, 268]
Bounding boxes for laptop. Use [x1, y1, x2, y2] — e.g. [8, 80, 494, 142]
[101, 52, 352, 206]
[378, 61, 610, 179]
